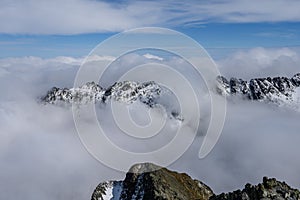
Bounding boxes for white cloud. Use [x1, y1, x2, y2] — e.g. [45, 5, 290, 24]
[1, 51, 300, 199]
[0, 55, 115, 69]
[184, 0, 300, 23]
[0, 0, 167, 34]
[143, 53, 164, 61]
[218, 47, 300, 79]
[1, 0, 300, 34]
[0, 53, 210, 199]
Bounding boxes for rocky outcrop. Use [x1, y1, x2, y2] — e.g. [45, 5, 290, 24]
[216, 73, 300, 105]
[92, 163, 300, 200]
[91, 163, 214, 200]
[211, 177, 300, 200]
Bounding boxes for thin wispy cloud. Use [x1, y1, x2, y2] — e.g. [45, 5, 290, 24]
[255, 32, 296, 39]
[218, 47, 300, 79]
[1, 0, 300, 34]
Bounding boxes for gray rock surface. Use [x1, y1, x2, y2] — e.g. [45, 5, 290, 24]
[92, 163, 300, 200]
[211, 177, 300, 200]
[92, 163, 214, 200]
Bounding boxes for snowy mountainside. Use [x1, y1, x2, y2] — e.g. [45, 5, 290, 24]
[42, 81, 182, 120]
[41, 73, 300, 120]
[216, 73, 300, 109]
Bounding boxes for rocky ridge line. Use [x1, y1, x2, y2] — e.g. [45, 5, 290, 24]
[42, 81, 161, 106]
[92, 163, 300, 200]
[211, 176, 300, 200]
[216, 73, 300, 106]
[42, 80, 183, 121]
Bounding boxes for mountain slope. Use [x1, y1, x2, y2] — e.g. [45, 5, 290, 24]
[216, 73, 300, 107]
[42, 81, 161, 106]
[41, 81, 183, 120]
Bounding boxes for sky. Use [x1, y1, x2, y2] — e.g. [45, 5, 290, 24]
[1, 1, 300, 200]
[0, 0, 300, 58]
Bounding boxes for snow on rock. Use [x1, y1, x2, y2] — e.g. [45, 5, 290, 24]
[91, 181, 123, 200]
[216, 73, 300, 109]
[42, 81, 104, 105]
[42, 81, 161, 106]
[41, 80, 182, 120]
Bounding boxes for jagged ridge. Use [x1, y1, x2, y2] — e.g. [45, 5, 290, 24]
[42, 81, 161, 106]
[216, 73, 300, 106]
[42, 81, 183, 121]
[211, 177, 300, 200]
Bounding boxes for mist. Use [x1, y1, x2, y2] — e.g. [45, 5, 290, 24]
[0, 48, 300, 199]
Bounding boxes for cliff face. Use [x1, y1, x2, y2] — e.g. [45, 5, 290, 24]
[92, 163, 300, 200]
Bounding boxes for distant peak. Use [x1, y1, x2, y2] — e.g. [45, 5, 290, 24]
[41, 80, 183, 121]
[216, 73, 300, 109]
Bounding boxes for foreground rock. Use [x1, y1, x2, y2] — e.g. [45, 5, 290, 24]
[92, 163, 300, 200]
[91, 163, 214, 200]
[211, 177, 300, 200]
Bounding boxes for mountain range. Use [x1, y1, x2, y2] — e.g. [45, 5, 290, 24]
[42, 73, 300, 110]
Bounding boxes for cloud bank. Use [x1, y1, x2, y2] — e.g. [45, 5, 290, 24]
[0, 48, 300, 200]
[218, 47, 300, 79]
[1, 0, 300, 34]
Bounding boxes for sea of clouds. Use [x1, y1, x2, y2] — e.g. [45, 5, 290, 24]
[0, 47, 300, 199]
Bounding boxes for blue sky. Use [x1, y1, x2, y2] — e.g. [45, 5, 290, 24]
[1, 0, 300, 58]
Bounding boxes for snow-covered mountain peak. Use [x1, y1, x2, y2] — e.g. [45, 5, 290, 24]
[42, 81, 161, 105]
[216, 73, 300, 109]
[42, 80, 182, 120]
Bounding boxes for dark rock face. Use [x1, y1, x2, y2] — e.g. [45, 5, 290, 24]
[92, 163, 300, 200]
[91, 163, 214, 200]
[211, 177, 300, 200]
[216, 73, 300, 102]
